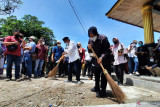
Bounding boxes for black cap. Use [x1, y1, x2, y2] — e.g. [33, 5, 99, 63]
[14, 29, 20, 32]
[88, 26, 98, 37]
[63, 37, 69, 41]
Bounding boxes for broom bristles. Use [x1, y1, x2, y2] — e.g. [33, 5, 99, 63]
[104, 70, 126, 103]
[48, 64, 59, 77]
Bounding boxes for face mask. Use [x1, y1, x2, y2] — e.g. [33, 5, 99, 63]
[139, 44, 143, 46]
[0, 41, 3, 44]
[42, 42, 45, 45]
[113, 41, 118, 45]
[15, 34, 20, 38]
[65, 43, 69, 46]
[77, 46, 80, 49]
[57, 44, 61, 47]
[150, 59, 154, 62]
[90, 36, 97, 42]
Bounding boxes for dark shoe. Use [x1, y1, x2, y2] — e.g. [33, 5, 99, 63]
[99, 90, 107, 98]
[96, 91, 101, 98]
[91, 88, 98, 92]
[76, 81, 84, 85]
[64, 80, 72, 83]
[34, 75, 38, 78]
[6, 78, 12, 81]
[45, 74, 48, 78]
[118, 82, 123, 86]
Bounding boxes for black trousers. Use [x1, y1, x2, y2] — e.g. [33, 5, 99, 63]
[46, 61, 53, 74]
[83, 60, 91, 76]
[53, 61, 64, 77]
[113, 63, 125, 84]
[64, 61, 68, 75]
[94, 65, 111, 91]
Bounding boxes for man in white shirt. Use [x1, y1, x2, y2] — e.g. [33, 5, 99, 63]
[128, 40, 139, 74]
[62, 37, 82, 84]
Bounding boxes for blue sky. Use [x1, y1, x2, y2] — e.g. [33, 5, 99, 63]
[2, 0, 160, 49]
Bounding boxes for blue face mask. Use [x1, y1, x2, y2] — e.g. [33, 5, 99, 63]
[139, 44, 143, 46]
[150, 59, 154, 62]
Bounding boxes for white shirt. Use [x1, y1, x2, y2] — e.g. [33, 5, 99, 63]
[85, 51, 91, 61]
[65, 41, 80, 63]
[112, 43, 127, 65]
[128, 44, 137, 57]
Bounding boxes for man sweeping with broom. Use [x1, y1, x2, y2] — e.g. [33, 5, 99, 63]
[88, 26, 126, 103]
[88, 26, 113, 98]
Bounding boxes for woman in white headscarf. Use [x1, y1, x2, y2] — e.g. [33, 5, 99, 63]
[112, 37, 127, 85]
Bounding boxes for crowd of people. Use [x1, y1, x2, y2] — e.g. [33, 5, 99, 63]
[0, 27, 160, 98]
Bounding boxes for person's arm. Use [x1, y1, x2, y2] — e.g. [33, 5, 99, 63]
[3, 37, 19, 46]
[100, 37, 111, 58]
[23, 46, 33, 50]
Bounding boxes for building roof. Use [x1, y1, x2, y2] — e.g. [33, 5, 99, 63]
[106, 0, 160, 32]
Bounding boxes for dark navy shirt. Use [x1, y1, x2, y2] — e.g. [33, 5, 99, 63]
[52, 46, 64, 61]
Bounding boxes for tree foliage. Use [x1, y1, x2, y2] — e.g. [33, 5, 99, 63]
[0, 0, 22, 15]
[0, 15, 56, 46]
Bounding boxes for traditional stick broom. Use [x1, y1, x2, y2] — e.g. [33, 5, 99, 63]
[48, 56, 64, 77]
[91, 48, 126, 103]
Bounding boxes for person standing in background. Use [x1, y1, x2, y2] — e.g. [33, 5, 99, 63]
[112, 38, 127, 85]
[4, 30, 25, 80]
[51, 40, 64, 77]
[34, 39, 47, 78]
[0, 36, 6, 75]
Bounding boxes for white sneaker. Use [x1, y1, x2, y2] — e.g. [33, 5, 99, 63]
[129, 73, 133, 75]
[135, 72, 139, 75]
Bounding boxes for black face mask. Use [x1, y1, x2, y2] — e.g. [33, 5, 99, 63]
[15, 34, 20, 38]
[113, 41, 118, 45]
[77, 46, 80, 49]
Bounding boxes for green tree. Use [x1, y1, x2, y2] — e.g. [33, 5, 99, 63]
[0, 15, 55, 46]
[0, 0, 22, 15]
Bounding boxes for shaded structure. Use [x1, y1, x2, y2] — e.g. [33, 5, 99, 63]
[106, 0, 160, 44]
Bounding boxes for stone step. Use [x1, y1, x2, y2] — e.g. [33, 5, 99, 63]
[123, 74, 160, 92]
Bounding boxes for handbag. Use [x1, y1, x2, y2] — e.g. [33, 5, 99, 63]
[29, 52, 37, 60]
[7, 44, 18, 51]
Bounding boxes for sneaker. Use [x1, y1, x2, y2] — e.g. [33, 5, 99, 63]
[96, 91, 100, 98]
[6, 78, 12, 81]
[16, 77, 24, 82]
[64, 80, 72, 83]
[118, 82, 123, 86]
[129, 73, 133, 75]
[135, 72, 139, 75]
[45, 74, 48, 78]
[76, 81, 84, 85]
[90, 88, 98, 92]
[99, 90, 107, 98]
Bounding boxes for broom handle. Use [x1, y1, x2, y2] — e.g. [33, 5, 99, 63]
[57, 55, 64, 64]
[91, 48, 106, 72]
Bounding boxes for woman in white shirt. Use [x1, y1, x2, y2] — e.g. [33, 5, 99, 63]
[112, 38, 127, 85]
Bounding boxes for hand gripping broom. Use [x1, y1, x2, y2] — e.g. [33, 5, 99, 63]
[48, 56, 64, 77]
[91, 48, 126, 103]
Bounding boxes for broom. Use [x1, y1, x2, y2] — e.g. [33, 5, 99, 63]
[48, 56, 64, 77]
[91, 48, 126, 103]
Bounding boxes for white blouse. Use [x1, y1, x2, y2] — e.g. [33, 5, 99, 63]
[112, 43, 127, 65]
